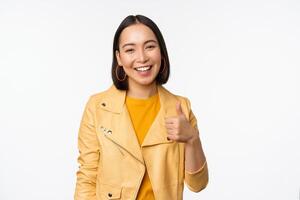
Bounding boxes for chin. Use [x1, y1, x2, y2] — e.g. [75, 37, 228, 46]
[136, 78, 156, 86]
[138, 81, 155, 86]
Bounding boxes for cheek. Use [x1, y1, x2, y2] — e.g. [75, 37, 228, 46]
[154, 54, 162, 68]
[152, 50, 162, 63]
[120, 55, 134, 69]
[122, 64, 133, 75]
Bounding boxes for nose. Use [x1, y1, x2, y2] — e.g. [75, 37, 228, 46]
[136, 49, 148, 63]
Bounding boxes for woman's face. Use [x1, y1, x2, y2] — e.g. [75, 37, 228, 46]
[116, 23, 162, 88]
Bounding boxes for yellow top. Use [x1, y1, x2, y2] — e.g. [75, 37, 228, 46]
[125, 92, 160, 200]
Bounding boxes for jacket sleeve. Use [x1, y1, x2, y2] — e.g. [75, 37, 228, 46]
[74, 96, 100, 200]
[184, 98, 209, 192]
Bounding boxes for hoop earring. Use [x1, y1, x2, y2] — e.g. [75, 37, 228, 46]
[115, 65, 127, 81]
[159, 58, 167, 74]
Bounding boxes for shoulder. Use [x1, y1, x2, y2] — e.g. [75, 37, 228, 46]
[88, 89, 109, 104]
[163, 86, 192, 107]
[159, 85, 193, 112]
[84, 84, 126, 113]
[84, 85, 116, 108]
[176, 95, 192, 111]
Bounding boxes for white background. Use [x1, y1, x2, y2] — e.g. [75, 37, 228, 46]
[0, 0, 299, 199]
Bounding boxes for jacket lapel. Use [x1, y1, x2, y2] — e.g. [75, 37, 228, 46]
[141, 85, 180, 147]
[99, 85, 144, 164]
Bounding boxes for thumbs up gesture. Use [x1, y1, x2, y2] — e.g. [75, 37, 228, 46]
[165, 101, 198, 143]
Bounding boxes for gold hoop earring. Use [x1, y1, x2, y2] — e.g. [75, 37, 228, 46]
[115, 65, 127, 81]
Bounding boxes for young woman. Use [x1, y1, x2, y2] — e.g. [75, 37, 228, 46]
[75, 15, 208, 200]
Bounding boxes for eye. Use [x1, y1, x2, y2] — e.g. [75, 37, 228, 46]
[125, 49, 134, 53]
[146, 45, 156, 49]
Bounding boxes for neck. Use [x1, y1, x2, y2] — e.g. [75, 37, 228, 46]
[127, 81, 158, 99]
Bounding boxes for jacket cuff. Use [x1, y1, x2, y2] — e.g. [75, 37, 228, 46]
[184, 161, 209, 192]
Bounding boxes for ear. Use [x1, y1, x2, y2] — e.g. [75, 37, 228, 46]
[115, 50, 122, 66]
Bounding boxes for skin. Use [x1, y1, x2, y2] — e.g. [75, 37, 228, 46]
[116, 23, 206, 173]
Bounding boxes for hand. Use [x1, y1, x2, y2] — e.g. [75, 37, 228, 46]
[165, 101, 198, 143]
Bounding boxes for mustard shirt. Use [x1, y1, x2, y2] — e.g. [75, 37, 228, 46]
[125, 92, 160, 200]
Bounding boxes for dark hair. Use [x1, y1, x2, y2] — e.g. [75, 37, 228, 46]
[111, 15, 170, 90]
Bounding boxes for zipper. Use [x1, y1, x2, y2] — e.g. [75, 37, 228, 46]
[104, 134, 146, 199]
[104, 134, 144, 165]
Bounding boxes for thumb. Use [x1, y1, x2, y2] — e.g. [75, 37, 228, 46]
[176, 101, 183, 116]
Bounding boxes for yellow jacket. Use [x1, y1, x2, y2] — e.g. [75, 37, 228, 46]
[75, 84, 208, 200]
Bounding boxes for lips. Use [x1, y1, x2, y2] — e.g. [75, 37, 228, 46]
[134, 65, 152, 72]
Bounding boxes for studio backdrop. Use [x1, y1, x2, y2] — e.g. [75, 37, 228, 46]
[0, 0, 299, 199]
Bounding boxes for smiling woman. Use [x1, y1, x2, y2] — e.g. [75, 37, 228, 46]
[74, 15, 208, 200]
[115, 23, 162, 96]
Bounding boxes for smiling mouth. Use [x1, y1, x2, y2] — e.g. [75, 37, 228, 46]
[134, 65, 152, 72]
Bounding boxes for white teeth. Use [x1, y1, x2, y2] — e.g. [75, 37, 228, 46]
[135, 66, 151, 71]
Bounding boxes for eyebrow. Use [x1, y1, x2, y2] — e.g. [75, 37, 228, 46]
[121, 40, 158, 49]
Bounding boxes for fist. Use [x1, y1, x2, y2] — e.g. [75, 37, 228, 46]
[164, 101, 198, 143]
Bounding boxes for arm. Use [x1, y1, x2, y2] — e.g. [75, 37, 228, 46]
[165, 98, 209, 192]
[184, 108, 208, 192]
[74, 97, 100, 200]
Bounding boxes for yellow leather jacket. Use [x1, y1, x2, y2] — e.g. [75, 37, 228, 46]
[75, 84, 208, 200]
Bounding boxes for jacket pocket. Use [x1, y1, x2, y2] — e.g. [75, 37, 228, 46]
[99, 184, 122, 200]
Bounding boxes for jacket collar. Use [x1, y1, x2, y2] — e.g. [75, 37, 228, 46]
[99, 84, 179, 116]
